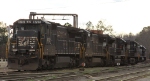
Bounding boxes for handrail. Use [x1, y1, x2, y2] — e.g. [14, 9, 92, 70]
[40, 38, 44, 59]
[36, 38, 42, 58]
[6, 38, 10, 58]
[79, 43, 82, 58]
[138, 53, 140, 61]
[41, 44, 43, 59]
[6, 42, 8, 58]
[105, 48, 110, 60]
[80, 43, 85, 58]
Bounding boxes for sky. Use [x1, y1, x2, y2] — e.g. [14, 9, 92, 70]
[0, 0, 150, 35]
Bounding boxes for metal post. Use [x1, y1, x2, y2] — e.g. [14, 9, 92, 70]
[76, 15, 78, 28]
[73, 15, 76, 28]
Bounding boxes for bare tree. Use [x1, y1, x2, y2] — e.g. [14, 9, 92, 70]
[64, 22, 72, 27]
[86, 21, 94, 30]
[135, 26, 150, 58]
[0, 22, 7, 58]
[0, 22, 7, 43]
[116, 33, 125, 38]
[96, 20, 113, 35]
[0, 22, 6, 27]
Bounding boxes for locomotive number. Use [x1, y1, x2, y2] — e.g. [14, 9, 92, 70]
[33, 21, 41, 24]
[18, 20, 41, 24]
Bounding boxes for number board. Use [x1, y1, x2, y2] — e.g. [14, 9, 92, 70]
[17, 20, 42, 24]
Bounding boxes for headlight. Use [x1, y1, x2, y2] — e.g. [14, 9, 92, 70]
[12, 45, 15, 48]
[30, 45, 34, 48]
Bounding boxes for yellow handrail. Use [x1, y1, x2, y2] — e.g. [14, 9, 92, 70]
[80, 43, 85, 59]
[41, 44, 43, 59]
[6, 42, 8, 58]
[6, 38, 10, 58]
[40, 38, 44, 59]
[36, 38, 42, 58]
[138, 54, 140, 61]
[105, 48, 110, 60]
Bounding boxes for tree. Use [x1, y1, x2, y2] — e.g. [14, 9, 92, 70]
[0, 22, 6, 27]
[135, 26, 150, 59]
[116, 33, 125, 38]
[86, 21, 94, 30]
[0, 27, 8, 44]
[96, 20, 113, 34]
[64, 22, 72, 27]
[0, 22, 7, 44]
[0, 22, 7, 58]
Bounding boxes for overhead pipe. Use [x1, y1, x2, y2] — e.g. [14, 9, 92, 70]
[29, 12, 78, 28]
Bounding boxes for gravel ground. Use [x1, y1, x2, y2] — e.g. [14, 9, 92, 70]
[85, 68, 150, 81]
[136, 75, 150, 81]
[47, 64, 150, 81]
[1, 61, 150, 81]
[35, 65, 150, 81]
[0, 67, 15, 73]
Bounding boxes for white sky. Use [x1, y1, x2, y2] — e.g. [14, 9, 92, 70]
[0, 0, 150, 35]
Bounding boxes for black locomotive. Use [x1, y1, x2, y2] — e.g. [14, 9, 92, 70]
[125, 40, 146, 64]
[7, 19, 146, 70]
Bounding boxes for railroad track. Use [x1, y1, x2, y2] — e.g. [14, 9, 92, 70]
[32, 63, 150, 81]
[0, 62, 150, 81]
[94, 69, 150, 81]
[0, 71, 75, 81]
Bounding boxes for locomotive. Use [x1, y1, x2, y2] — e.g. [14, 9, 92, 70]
[7, 19, 91, 70]
[84, 33, 116, 67]
[125, 40, 146, 64]
[114, 38, 127, 65]
[7, 18, 146, 70]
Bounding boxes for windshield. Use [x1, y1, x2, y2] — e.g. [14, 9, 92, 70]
[14, 24, 41, 35]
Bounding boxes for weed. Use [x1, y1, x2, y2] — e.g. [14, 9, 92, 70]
[26, 79, 34, 81]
